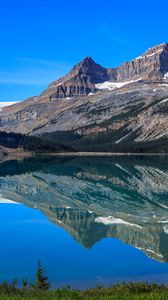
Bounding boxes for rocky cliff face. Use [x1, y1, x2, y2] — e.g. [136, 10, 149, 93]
[28, 42, 168, 100]
[1, 81, 168, 152]
[1, 43, 168, 152]
[116, 43, 168, 81]
[40, 56, 116, 99]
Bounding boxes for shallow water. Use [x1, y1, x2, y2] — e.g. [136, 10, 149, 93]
[0, 156, 168, 288]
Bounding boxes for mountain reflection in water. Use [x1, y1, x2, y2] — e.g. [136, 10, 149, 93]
[0, 156, 168, 263]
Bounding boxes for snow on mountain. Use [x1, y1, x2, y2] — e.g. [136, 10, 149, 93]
[95, 78, 142, 91]
[0, 102, 19, 111]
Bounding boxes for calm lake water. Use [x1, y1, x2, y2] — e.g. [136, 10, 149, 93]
[0, 156, 168, 288]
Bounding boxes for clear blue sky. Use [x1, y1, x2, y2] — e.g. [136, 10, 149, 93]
[0, 0, 168, 102]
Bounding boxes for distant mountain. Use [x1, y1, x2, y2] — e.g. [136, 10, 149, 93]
[0, 42, 168, 152]
[41, 56, 113, 99]
[116, 42, 168, 81]
[0, 102, 19, 108]
[36, 42, 168, 99]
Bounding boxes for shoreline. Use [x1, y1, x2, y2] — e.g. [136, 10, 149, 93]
[1, 150, 168, 161]
[0, 148, 33, 162]
[37, 152, 168, 157]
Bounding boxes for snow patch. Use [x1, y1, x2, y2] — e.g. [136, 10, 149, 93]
[163, 226, 168, 234]
[144, 49, 162, 58]
[0, 196, 19, 205]
[115, 132, 132, 144]
[134, 49, 162, 60]
[57, 220, 62, 224]
[157, 203, 168, 209]
[115, 163, 131, 175]
[135, 56, 142, 60]
[159, 219, 168, 224]
[95, 216, 142, 229]
[136, 247, 163, 258]
[0, 102, 19, 111]
[95, 78, 142, 91]
[164, 73, 168, 79]
[160, 84, 168, 88]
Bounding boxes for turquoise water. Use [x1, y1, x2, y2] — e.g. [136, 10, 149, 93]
[0, 156, 168, 288]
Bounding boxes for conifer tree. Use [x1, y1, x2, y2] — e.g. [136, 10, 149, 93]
[35, 261, 50, 290]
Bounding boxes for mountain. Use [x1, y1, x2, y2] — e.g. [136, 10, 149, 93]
[41, 56, 114, 99]
[1, 156, 168, 261]
[37, 42, 168, 99]
[34, 42, 168, 99]
[0, 42, 168, 152]
[116, 42, 168, 81]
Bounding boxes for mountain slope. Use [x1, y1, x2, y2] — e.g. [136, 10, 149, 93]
[40, 56, 114, 99]
[116, 42, 168, 81]
[37, 42, 168, 99]
[1, 81, 168, 152]
[0, 42, 168, 152]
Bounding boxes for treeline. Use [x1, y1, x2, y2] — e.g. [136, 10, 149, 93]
[0, 131, 72, 153]
[67, 138, 168, 153]
[0, 156, 68, 177]
[43, 129, 168, 153]
[1, 130, 168, 154]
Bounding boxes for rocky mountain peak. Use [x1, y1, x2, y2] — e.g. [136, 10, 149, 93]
[40, 56, 111, 99]
[79, 56, 95, 65]
[66, 55, 109, 83]
[39, 42, 168, 100]
[142, 42, 168, 57]
[67, 56, 96, 73]
[116, 42, 168, 81]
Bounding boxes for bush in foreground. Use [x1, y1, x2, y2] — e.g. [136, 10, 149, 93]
[0, 263, 168, 299]
[0, 282, 168, 300]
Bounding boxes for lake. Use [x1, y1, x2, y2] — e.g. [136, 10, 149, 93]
[0, 156, 168, 288]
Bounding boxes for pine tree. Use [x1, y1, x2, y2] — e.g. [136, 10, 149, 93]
[35, 261, 50, 291]
[22, 278, 28, 290]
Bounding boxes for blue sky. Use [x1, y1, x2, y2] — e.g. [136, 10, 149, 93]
[0, 0, 168, 101]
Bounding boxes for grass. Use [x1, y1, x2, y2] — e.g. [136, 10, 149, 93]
[0, 283, 168, 300]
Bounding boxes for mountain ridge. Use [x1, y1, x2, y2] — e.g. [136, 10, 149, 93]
[1, 42, 168, 102]
[0, 42, 168, 153]
[37, 42, 168, 99]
